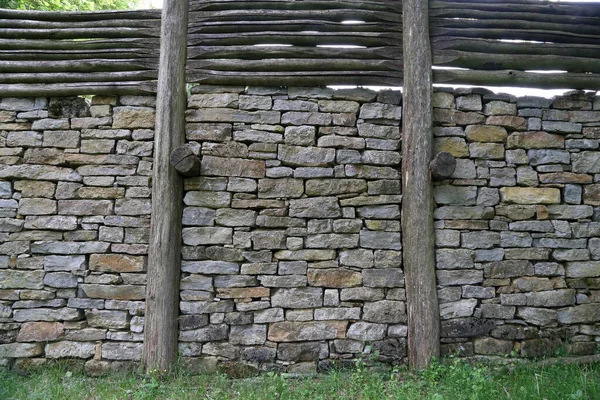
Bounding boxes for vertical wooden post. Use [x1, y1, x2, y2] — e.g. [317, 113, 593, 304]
[401, 0, 440, 369]
[143, 0, 189, 372]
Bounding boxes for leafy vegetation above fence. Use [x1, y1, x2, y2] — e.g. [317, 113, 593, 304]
[0, 0, 142, 11]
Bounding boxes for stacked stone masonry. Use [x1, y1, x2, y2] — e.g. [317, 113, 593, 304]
[1, 86, 599, 373]
[433, 89, 600, 358]
[0, 95, 155, 373]
[180, 86, 405, 373]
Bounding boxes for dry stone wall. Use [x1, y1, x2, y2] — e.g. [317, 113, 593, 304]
[1, 86, 599, 373]
[179, 86, 406, 373]
[433, 89, 600, 358]
[0, 95, 155, 373]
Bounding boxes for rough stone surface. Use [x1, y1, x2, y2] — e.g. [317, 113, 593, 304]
[45, 341, 95, 359]
[268, 321, 347, 342]
[2, 89, 600, 370]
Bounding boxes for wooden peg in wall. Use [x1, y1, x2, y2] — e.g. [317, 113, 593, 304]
[430, 151, 456, 180]
[169, 145, 201, 177]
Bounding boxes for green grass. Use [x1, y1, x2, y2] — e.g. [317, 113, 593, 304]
[1, 358, 599, 400]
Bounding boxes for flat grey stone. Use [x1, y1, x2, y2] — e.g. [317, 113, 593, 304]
[347, 322, 386, 341]
[436, 249, 474, 269]
[271, 287, 323, 309]
[181, 260, 239, 275]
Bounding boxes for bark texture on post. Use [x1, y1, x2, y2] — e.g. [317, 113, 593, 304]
[402, 0, 440, 370]
[143, 0, 189, 373]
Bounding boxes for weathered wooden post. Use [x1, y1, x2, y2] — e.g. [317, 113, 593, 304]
[143, 0, 189, 372]
[402, 0, 440, 369]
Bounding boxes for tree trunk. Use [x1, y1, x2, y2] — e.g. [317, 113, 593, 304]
[143, 0, 189, 374]
[402, 0, 440, 370]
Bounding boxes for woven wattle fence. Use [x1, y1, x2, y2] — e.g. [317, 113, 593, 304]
[1, 0, 600, 94]
[0, 8, 161, 95]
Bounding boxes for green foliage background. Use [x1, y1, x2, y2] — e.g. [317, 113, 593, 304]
[0, 0, 142, 10]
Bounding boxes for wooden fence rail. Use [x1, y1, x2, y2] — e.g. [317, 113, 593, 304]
[0, 8, 160, 95]
[187, 0, 600, 89]
[430, 0, 600, 89]
[1, 0, 600, 94]
[185, 0, 402, 86]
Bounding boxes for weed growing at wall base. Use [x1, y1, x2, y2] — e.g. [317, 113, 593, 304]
[1, 359, 599, 399]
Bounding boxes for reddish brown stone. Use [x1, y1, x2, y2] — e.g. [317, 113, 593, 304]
[307, 269, 362, 288]
[536, 205, 549, 220]
[78, 284, 145, 300]
[539, 172, 593, 184]
[486, 116, 527, 131]
[17, 322, 64, 342]
[507, 131, 564, 149]
[495, 205, 536, 220]
[89, 254, 146, 273]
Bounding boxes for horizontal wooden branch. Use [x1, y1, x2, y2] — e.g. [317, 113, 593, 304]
[0, 71, 157, 84]
[0, 9, 161, 21]
[189, 9, 401, 23]
[432, 0, 571, 5]
[187, 70, 401, 86]
[189, 0, 401, 13]
[434, 50, 600, 74]
[432, 37, 600, 59]
[188, 32, 397, 47]
[0, 18, 161, 30]
[430, 7, 600, 26]
[431, 0, 600, 18]
[0, 59, 157, 73]
[188, 58, 401, 72]
[433, 69, 600, 90]
[187, 20, 400, 34]
[431, 27, 600, 45]
[0, 38, 158, 50]
[431, 17, 600, 37]
[0, 81, 157, 96]
[0, 49, 159, 61]
[0, 27, 158, 40]
[188, 45, 401, 60]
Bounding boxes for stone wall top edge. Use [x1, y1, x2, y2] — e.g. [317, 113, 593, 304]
[1, 87, 597, 104]
[187, 84, 598, 102]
